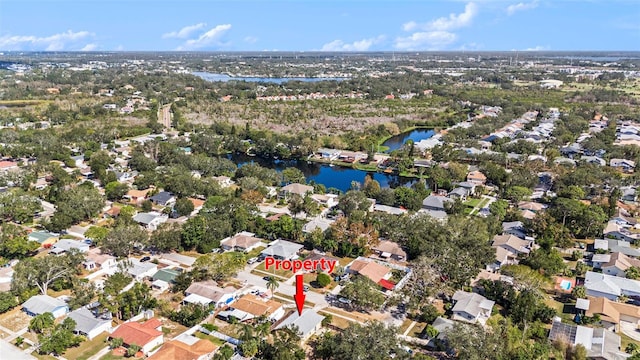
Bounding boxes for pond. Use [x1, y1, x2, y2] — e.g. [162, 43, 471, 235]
[229, 154, 416, 193]
[381, 128, 435, 152]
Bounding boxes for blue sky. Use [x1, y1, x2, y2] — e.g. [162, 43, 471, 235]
[0, 0, 638, 51]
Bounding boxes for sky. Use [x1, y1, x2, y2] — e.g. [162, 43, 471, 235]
[0, 0, 638, 52]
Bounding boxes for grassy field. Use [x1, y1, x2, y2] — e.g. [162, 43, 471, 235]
[63, 333, 109, 360]
[253, 262, 293, 279]
[194, 331, 227, 346]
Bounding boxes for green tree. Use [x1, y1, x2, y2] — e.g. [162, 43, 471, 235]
[316, 272, 331, 287]
[174, 197, 195, 217]
[127, 344, 141, 357]
[282, 167, 306, 184]
[266, 276, 280, 298]
[626, 266, 640, 280]
[12, 250, 84, 296]
[0, 291, 17, 313]
[101, 225, 149, 257]
[339, 276, 385, 311]
[288, 194, 305, 219]
[214, 345, 234, 360]
[572, 286, 587, 300]
[105, 181, 129, 201]
[149, 222, 182, 252]
[29, 312, 55, 334]
[0, 190, 42, 223]
[313, 321, 407, 360]
[84, 226, 109, 243]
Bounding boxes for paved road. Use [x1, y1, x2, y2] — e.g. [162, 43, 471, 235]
[235, 267, 329, 307]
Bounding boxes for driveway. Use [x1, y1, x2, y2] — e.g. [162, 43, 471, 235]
[620, 321, 640, 342]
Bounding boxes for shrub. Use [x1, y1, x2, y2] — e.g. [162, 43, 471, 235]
[317, 272, 331, 287]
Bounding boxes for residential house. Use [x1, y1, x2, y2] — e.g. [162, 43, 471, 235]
[133, 212, 168, 230]
[150, 191, 176, 206]
[28, 231, 58, 247]
[302, 217, 334, 234]
[304, 252, 340, 273]
[620, 187, 637, 203]
[584, 271, 640, 301]
[580, 156, 606, 166]
[502, 221, 527, 239]
[447, 187, 468, 201]
[492, 234, 533, 256]
[316, 148, 341, 161]
[83, 248, 117, 272]
[601, 252, 640, 277]
[0, 160, 18, 173]
[125, 189, 151, 205]
[371, 240, 407, 262]
[278, 183, 313, 199]
[71, 155, 85, 168]
[372, 204, 407, 215]
[148, 334, 218, 360]
[603, 221, 640, 243]
[121, 259, 158, 281]
[593, 239, 640, 258]
[421, 194, 453, 220]
[68, 307, 112, 340]
[548, 318, 627, 360]
[260, 239, 304, 260]
[152, 268, 180, 284]
[466, 171, 487, 185]
[212, 176, 234, 188]
[348, 259, 393, 289]
[310, 193, 339, 208]
[188, 198, 205, 215]
[426, 317, 455, 350]
[591, 253, 612, 269]
[517, 201, 547, 212]
[113, 171, 136, 183]
[220, 232, 264, 252]
[451, 291, 495, 326]
[275, 309, 325, 341]
[22, 295, 69, 318]
[610, 159, 636, 173]
[586, 296, 640, 332]
[184, 281, 238, 308]
[224, 294, 285, 322]
[456, 181, 477, 195]
[50, 239, 90, 255]
[109, 318, 164, 355]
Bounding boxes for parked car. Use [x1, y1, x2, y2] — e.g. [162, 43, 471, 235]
[140, 256, 151, 262]
[247, 257, 259, 264]
[303, 285, 309, 292]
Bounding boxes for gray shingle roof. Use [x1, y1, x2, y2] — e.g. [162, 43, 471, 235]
[275, 309, 324, 337]
[68, 307, 111, 335]
[22, 295, 67, 315]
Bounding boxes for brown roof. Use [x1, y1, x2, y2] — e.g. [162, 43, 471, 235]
[586, 296, 640, 324]
[280, 183, 313, 195]
[185, 281, 236, 302]
[349, 260, 391, 284]
[467, 171, 486, 181]
[85, 248, 115, 266]
[231, 294, 283, 317]
[148, 338, 218, 360]
[221, 234, 263, 249]
[110, 318, 163, 347]
[603, 252, 640, 272]
[372, 240, 407, 258]
[0, 161, 17, 169]
[127, 189, 150, 198]
[518, 201, 545, 212]
[188, 198, 205, 209]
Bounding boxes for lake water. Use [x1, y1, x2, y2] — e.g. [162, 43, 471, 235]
[230, 154, 416, 192]
[193, 71, 348, 84]
[381, 128, 435, 152]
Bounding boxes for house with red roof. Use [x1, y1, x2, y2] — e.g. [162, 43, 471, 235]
[109, 318, 164, 354]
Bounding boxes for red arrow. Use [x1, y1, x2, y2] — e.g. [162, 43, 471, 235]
[293, 274, 305, 316]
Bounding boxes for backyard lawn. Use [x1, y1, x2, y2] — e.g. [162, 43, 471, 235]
[63, 333, 109, 360]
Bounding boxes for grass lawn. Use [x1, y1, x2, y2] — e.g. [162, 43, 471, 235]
[302, 273, 337, 292]
[322, 307, 374, 323]
[253, 262, 292, 279]
[338, 257, 354, 267]
[476, 197, 491, 209]
[409, 322, 427, 338]
[398, 319, 413, 334]
[319, 311, 352, 329]
[620, 332, 637, 352]
[32, 353, 57, 360]
[161, 321, 189, 339]
[194, 331, 227, 346]
[0, 307, 31, 332]
[99, 353, 125, 360]
[273, 292, 315, 307]
[63, 333, 109, 360]
[245, 246, 266, 259]
[464, 198, 482, 207]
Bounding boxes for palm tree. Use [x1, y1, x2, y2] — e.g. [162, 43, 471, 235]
[266, 276, 280, 298]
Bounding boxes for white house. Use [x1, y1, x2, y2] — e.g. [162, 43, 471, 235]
[184, 281, 239, 308]
[133, 212, 168, 231]
[584, 271, 640, 301]
[451, 291, 495, 326]
[22, 295, 69, 318]
[220, 232, 264, 253]
[68, 307, 112, 340]
[121, 259, 158, 282]
[275, 309, 325, 341]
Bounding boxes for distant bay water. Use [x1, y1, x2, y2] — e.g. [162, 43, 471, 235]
[193, 71, 348, 84]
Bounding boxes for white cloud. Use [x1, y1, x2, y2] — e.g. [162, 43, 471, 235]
[396, 2, 477, 50]
[524, 45, 549, 51]
[81, 43, 97, 51]
[176, 24, 232, 50]
[320, 36, 385, 51]
[506, 1, 538, 16]
[395, 31, 457, 50]
[243, 36, 258, 44]
[0, 30, 93, 51]
[162, 23, 207, 39]
[403, 2, 478, 32]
